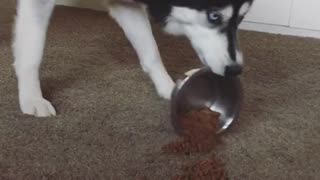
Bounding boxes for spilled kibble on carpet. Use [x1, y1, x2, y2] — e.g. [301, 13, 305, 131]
[162, 108, 227, 179]
[162, 109, 221, 154]
[172, 158, 227, 180]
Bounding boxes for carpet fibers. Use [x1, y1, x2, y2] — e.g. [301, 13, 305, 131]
[1, 4, 320, 180]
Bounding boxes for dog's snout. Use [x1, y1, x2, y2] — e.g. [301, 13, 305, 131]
[225, 65, 242, 76]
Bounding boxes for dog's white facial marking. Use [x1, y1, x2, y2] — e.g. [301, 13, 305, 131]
[163, 19, 185, 36]
[220, 6, 233, 21]
[164, 7, 207, 35]
[170, 7, 207, 25]
[164, 6, 239, 76]
[168, 6, 234, 26]
[239, 2, 251, 16]
[184, 25, 230, 76]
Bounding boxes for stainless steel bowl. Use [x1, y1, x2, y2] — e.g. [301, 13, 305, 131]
[171, 68, 243, 134]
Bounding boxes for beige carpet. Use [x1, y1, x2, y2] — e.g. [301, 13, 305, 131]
[1, 4, 320, 180]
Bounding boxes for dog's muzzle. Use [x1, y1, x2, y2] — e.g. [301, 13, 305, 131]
[225, 64, 242, 76]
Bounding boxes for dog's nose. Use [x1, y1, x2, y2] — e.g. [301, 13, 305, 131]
[225, 65, 242, 76]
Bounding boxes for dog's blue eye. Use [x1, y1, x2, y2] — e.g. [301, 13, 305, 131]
[207, 11, 222, 24]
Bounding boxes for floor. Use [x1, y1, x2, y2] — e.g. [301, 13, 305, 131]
[1, 3, 320, 180]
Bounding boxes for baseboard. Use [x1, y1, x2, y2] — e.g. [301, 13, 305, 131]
[240, 21, 320, 39]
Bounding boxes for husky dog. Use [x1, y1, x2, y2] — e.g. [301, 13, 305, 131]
[13, 0, 253, 117]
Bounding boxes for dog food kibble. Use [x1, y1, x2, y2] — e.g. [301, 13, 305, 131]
[161, 108, 227, 180]
[162, 108, 221, 154]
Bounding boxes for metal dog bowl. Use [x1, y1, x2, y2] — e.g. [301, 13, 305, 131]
[171, 68, 243, 134]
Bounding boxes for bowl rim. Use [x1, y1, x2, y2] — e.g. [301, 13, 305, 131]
[170, 67, 243, 135]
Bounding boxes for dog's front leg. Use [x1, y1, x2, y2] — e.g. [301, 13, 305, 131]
[13, 0, 56, 117]
[109, 2, 175, 99]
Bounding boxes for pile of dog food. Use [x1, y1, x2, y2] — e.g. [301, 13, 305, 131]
[162, 108, 227, 179]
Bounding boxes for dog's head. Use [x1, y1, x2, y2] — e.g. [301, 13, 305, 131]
[142, 0, 253, 76]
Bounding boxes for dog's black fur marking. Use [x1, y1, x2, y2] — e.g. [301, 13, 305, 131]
[136, 0, 253, 22]
[135, 0, 253, 70]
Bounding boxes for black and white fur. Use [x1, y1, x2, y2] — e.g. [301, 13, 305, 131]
[13, 0, 253, 117]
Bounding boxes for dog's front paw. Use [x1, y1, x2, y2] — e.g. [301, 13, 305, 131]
[20, 97, 56, 117]
[156, 79, 175, 100]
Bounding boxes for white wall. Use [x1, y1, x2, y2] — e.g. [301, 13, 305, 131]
[290, 0, 320, 31]
[241, 0, 320, 39]
[244, 0, 293, 26]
